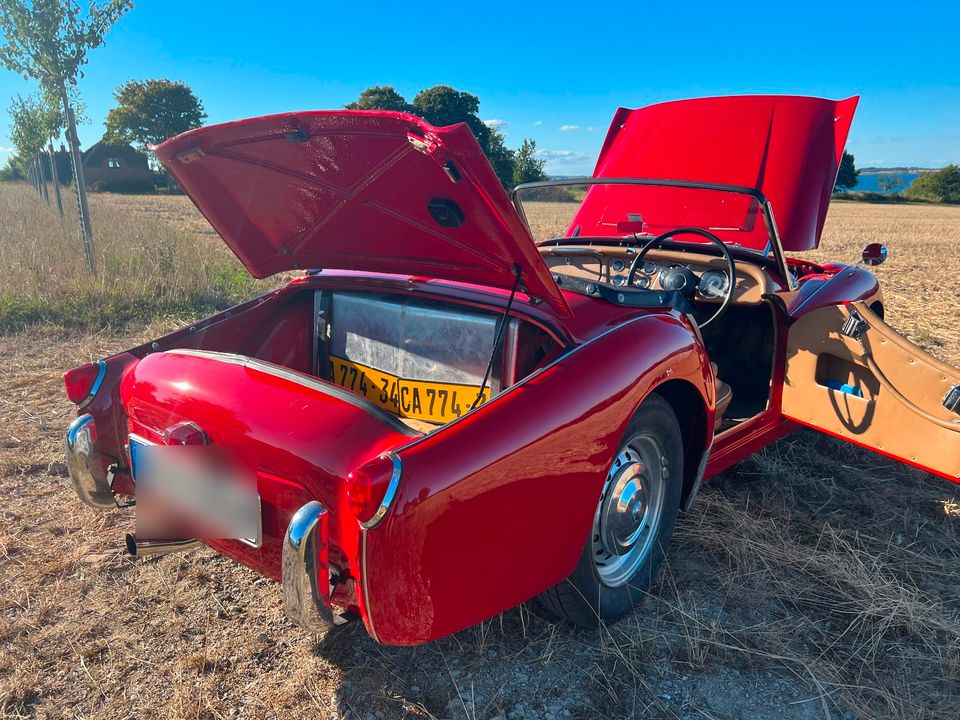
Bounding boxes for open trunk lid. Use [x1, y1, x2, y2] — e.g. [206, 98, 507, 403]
[153, 111, 570, 315]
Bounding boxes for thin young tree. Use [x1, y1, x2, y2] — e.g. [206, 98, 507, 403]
[8, 94, 48, 196]
[0, 0, 134, 274]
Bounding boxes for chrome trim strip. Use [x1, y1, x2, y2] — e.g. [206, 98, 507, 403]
[359, 452, 402, 530]
[65, 413, 115, 509]
[77, 360, 106, 410]
[281, 501, 335, 633]
[165, 349, 419, 437]
[360, 528, 380, 643]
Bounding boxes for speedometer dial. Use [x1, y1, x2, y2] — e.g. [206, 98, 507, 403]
[698, 269, 730, 299]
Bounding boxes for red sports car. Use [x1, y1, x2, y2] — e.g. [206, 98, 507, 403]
[63, 95, 960, 645]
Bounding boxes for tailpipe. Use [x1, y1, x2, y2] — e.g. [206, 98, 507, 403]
[125, 533, 200, 557]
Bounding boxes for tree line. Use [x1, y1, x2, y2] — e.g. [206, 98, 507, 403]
[0, 1, 544, 278]
[345, 84, 546, 188]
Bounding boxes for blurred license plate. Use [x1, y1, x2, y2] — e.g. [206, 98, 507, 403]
[329, 355, 489, 424]
[129, 436, 261, 546]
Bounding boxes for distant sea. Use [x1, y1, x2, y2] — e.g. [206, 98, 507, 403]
[852, 172, 920, 193]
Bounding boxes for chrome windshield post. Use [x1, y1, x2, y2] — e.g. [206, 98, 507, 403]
[761, 201, 797, 291]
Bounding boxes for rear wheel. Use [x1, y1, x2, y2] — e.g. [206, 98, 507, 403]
[538, 394, 684, 627]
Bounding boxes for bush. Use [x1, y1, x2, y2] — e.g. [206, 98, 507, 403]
[903, 165, 960, 204]
[831, 191, 931, 204]
[519, 185, 578, 202]
[92, 177, 155, 194]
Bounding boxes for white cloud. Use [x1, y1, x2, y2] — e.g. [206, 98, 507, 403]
[586, 127, 596, 133]
[535, 148, 593, 174]
[0, 146, 13, 154]
[483, 118, 507, 130]
[533, 120, 543, 126]
[536, 149, 589, 161]
[559, 125, 580, 132]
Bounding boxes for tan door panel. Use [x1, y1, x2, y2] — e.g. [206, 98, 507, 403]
[783, 302, 960, 481]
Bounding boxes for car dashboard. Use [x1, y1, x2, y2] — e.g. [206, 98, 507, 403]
[539, 245, 781, 305]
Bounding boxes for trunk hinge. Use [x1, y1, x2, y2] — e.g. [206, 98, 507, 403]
[406, 132, 461, 183]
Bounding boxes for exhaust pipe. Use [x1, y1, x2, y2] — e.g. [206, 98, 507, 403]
[125, 533, 200, 557]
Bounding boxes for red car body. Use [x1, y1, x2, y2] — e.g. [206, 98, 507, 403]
[63, 95, 960, 646]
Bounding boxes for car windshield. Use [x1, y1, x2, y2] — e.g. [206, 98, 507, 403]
[513, 179, 776, 255]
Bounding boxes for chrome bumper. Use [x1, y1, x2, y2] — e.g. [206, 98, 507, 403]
[281, 501, 340, 632]
[65, 414, 115, 509]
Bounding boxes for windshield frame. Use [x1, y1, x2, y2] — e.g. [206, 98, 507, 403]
[511, 177, 796, 291]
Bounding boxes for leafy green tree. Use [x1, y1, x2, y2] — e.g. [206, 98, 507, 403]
[834, 150, 859, 191]
[481, 126, 516, 190]
[904, 165, 960, 204]
[104, 79, 207, 157]
[411, 85, 516, 187]
[7, 94, 50, 170]
[0, 0, 134, 274]
[0, 158, 24, 181]
[876, 174, 904, 194]
[7, 92, 63, 208]
[512, 138, 547, 186]
[345, 85, 411, 112]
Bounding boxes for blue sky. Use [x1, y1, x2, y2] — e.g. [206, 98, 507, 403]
[1, 0, 958, 174]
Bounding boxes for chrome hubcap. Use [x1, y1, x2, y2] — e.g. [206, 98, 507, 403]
[592, 433, 667, 587]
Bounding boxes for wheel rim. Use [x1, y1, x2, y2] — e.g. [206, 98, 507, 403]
[592, 432, 668, 587]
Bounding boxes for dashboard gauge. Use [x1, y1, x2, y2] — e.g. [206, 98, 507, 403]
[642, 261, 658, 274]
[612, 259, 625, 272]
[612, 274, 625, 286]
[633, 275, 651, 289]
[698, 269, 730, 299]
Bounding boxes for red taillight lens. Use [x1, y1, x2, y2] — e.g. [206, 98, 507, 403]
[165, 422, 209, 446]
[346, 454, 398, 527]
[64, 361, 104, 405]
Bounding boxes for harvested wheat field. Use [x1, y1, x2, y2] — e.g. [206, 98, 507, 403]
[1, 189, 958, 720]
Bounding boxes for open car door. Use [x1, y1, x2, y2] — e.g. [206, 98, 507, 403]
[782, 301, 960, 481]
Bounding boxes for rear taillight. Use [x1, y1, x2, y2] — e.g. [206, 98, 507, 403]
[165, 422, 209, 446]
[64, 361, 105, 407]
[346, 453, 401, 528]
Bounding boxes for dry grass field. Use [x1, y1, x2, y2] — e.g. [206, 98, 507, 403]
[0, 186, 958, 720]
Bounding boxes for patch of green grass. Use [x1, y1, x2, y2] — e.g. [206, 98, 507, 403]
[0, 184, 266, 334]
[0, 261, 258, 333]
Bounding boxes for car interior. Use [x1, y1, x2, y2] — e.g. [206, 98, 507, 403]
[540, 244, 780, 434]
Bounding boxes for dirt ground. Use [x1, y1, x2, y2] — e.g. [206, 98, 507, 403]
[1, 199, 958, 720]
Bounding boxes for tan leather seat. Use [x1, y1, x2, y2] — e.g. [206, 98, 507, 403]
[711, 362, 733, 431]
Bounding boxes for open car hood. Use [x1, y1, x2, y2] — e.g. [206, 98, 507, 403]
[153, 111, 570, 315]
[582, 95, 859, 252]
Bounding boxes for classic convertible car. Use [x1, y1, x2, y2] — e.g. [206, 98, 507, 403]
[63, 95, 960, 644]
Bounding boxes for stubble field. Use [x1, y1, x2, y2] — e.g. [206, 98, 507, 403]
[0, 187, 958, 720]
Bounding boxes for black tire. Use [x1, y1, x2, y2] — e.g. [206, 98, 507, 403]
[538, 393, 684, 628]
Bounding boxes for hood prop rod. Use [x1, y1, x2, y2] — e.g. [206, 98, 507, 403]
[472, 264, 522, 410]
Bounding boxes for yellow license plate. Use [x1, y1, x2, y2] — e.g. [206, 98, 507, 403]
[328, 355, 489, 424]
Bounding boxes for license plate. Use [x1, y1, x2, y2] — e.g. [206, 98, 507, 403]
[128, 435, 262, 547]
[328, 355, 489, 424]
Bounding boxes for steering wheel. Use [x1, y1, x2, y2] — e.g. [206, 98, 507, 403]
[626, 227, 737, 329]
